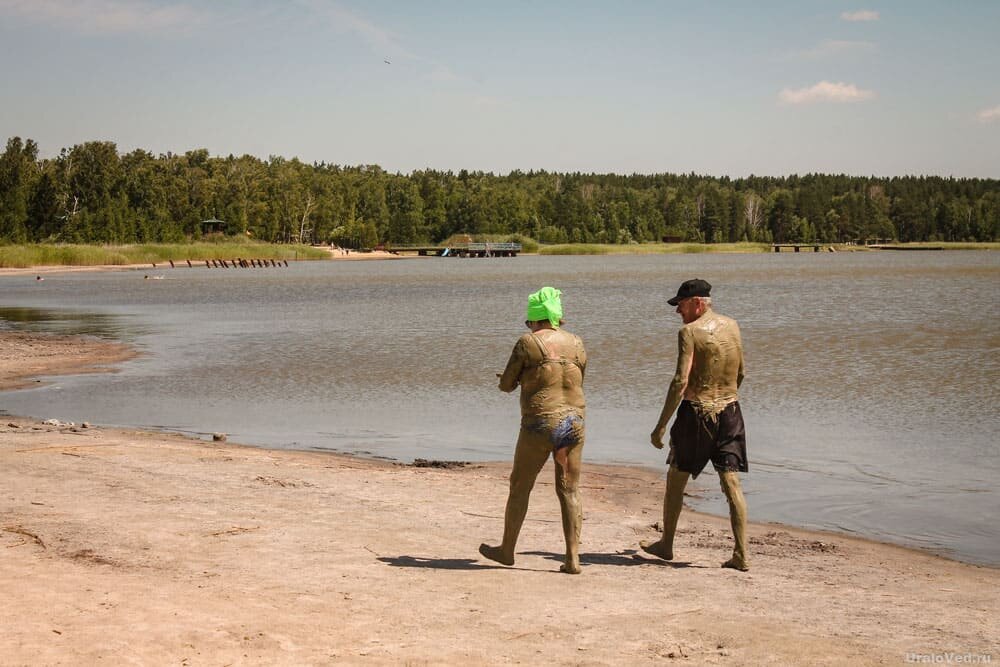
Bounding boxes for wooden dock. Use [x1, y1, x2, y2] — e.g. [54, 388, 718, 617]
[388, 242, 522, 258]
[772, 243, 823, 252]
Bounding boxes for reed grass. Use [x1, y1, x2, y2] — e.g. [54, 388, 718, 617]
[538, 242, 772, 255]
[899, 241, 1000, 250]
[0, 243, 330, 269]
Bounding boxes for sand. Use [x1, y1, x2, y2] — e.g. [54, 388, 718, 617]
[0, 331, 137, 391]
[1, 332, 997, 665]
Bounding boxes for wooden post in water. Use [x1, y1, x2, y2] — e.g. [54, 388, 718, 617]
[187, 259, 192, 268]
[169, 259, 175, 268]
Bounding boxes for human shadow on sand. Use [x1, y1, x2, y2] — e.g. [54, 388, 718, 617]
[378, 555, 524, 571]
[521, 549, 706, 569]
[378, 551, 706, 571]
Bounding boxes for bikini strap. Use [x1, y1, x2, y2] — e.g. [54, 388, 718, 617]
[528, 333, 553, 363]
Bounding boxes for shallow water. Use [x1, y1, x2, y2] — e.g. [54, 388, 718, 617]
[2, 251, 998, 565]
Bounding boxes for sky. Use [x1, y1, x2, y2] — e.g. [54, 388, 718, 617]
[1, 0, 998, 177]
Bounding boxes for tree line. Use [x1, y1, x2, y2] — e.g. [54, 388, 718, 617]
[1, 137, 997, 247]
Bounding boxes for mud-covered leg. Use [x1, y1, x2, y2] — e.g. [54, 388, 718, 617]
[641, 465, 689, 560]
[719, 471, 749, 571]
[555, 441, 583, 574]
[479, 428, 549, 566]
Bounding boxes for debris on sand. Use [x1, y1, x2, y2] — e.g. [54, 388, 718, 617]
[411, 458, 468, 469]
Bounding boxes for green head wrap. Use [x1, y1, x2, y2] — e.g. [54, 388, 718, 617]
[526, 286, 563, 328]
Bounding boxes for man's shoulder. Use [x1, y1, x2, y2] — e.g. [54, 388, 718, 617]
[711, 312, 740, 327]
[690, 310, 741, 332]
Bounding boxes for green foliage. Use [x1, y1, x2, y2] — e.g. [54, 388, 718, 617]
[1, 137, 998, 247]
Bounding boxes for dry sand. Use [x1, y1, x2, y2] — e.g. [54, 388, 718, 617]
[1, 332, 997, 665]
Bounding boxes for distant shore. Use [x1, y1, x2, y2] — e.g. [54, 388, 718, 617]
[1, 328, 997, 663]
[1, 241, 995, 274]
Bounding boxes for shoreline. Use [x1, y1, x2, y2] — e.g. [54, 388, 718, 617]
[0, 328, 993, 569]
[2, 331, 998, 663]
[1, 242, 994, 276]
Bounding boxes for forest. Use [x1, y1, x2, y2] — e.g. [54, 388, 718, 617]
[1, 137, 997, 248]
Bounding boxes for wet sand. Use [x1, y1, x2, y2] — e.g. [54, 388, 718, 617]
[0, 331, 137, 391]
[1, 333, 997, 664]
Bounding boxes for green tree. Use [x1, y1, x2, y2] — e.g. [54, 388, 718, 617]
[0, 137, 39, 243]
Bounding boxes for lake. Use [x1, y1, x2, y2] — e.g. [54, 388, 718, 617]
[2, 250, 998, 565]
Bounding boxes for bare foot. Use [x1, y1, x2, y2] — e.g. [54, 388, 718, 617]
[478, 543, 514, 566]
[559, 562, 581, 574]
[721, 557, 749, 572]
[640, 540, 673, 561]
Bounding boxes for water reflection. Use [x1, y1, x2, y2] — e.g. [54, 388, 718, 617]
[0, 306, 147, 340]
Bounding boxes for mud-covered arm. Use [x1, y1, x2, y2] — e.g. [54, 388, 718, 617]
[650, 327, 694, 448]
[577, 337, 587, 380]
[498, 339, 525, 392]
[737, 346, 745, 389]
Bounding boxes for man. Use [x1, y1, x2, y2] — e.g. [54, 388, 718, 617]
[644, 278, 750, 571]
[479, 286, 588, 574]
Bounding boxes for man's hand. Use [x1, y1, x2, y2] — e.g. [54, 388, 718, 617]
[650, 425, 666, 449]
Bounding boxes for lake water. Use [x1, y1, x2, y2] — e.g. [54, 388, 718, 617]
[2, 251, 998, 566]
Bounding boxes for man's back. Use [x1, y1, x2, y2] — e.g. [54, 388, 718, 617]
[682, 309, 744, 406]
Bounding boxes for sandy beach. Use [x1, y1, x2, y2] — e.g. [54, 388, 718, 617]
[1, 332, 997, 665]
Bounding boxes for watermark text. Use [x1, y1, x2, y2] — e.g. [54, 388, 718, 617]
[905, 654, 992, 664]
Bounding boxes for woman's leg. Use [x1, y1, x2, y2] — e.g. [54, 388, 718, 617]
[554, 440, 584, 573]
[479, 428, 550, 565]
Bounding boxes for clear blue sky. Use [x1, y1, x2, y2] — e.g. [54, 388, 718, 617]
[1, 0, 998, 176]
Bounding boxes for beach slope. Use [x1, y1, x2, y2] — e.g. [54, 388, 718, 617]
[0, 335, 996, 665]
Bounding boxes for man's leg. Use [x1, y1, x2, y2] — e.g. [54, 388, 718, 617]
[554, 441, 584, 574]
[641, 464, 689, 560]
[718, 470, 749, 571]
[479, 428, 549, 566]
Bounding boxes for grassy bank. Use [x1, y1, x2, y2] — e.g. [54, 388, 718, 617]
[536, 241, 998, 255]
[883, 241, 1000, 250]
[538, 242, 773, 255]
[0, 243, 330, 269]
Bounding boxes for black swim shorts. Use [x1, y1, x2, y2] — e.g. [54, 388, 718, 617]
[669, 400, 748, 479]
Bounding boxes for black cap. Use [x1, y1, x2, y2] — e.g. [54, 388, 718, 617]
[667, 278, 712, 306]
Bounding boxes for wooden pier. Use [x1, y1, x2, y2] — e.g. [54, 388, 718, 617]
[388, 242, 522, 258]
[772, 243, 823, 252]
